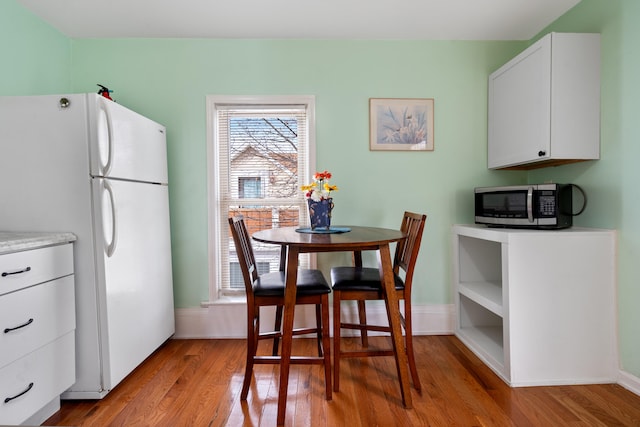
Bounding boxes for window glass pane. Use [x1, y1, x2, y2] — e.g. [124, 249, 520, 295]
[228, 116, 300, 200]
[229, 261, 271, 289]
[209, 96, 314, 299]
[239, 177, 262, 199]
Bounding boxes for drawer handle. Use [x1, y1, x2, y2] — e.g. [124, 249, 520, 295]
[4, 382, 34, 403]
[4, 318, 34, 333]
[1, 266, 31, 277]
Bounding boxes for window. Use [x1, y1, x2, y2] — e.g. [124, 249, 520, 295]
[206, 95, 316, 299]
[238, 177, 262, 199]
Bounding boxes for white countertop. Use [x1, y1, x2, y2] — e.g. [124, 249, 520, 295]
[0, 231, 77, 255]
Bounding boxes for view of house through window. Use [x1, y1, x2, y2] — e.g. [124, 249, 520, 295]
[207, 96, 315, 298]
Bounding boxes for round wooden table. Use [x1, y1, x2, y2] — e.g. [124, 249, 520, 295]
[252, 226, 412, 425]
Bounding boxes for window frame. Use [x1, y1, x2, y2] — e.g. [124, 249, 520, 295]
[205, 95, 316, 303]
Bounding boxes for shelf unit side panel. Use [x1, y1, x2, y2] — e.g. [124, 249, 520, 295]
[500, 241, 512, 383]
[506, 231, 617, 384]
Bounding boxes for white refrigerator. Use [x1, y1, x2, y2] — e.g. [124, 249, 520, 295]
[0, 93, 175, 399]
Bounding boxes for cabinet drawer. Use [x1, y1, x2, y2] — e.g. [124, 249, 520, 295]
[0, 276, 75, 368]
[0, 244, 73, 296]
[0, 332, 75, 426]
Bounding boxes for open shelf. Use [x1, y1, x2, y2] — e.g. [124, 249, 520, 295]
[457, 293, 504, 369]
[457, 281, 503, 316]
[457, 325, 504, 371]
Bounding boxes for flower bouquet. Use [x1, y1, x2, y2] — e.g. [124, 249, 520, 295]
[301, 170, 338, 230]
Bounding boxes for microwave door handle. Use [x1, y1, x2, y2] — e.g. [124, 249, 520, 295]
[527, 186, 534, 223]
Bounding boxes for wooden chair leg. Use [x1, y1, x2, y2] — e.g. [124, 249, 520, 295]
[241, 307, 257, 400]
[321, 295, 332, 400]
[357, 300, 369, 347]
[315, 303, 323, 356]
[272, 305, 283, 356]
[403, 301, 421, 393]
[333, 290, 342, 392]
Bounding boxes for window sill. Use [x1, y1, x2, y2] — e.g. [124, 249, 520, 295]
[201, 296, 247, 307]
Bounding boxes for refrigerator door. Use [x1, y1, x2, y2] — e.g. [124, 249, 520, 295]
[91, 177, 175, 390]
[88, 94, 168, 184]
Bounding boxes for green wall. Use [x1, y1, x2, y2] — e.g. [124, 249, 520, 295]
[67, 38, 525, 308]
[0, 1, 71, 94]
[3, 0, 639, 378]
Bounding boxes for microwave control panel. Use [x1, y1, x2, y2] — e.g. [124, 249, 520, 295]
[537, 191, 557, 217]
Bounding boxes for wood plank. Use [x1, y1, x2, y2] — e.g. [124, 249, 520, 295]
[43, 337, 640, 427]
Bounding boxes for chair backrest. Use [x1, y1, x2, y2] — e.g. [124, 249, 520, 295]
[228, 215, 259, 297]
[394, 212, 427, 292]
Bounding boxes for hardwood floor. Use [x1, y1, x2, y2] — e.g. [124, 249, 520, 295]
[43, 336, 640, 426]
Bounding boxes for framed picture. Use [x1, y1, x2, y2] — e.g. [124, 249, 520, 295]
[369, 98, 434, 151]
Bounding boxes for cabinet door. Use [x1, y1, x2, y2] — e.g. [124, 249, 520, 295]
[488, 36, 551, 169]
[0, 244, 73, 296]
[0, 276, 75, 369]
[0, 333, 75, 425]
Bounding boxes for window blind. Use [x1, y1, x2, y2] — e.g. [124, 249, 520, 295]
[215, 105, 311, 295]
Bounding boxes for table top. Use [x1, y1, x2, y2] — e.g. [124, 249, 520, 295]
[252, 225, 406, 251]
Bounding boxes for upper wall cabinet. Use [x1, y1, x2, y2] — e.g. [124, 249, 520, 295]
[488, 33, 601, 170]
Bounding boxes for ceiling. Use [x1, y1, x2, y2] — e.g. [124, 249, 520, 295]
[17, 0, 581, 40]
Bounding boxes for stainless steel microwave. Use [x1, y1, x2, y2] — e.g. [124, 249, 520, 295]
[474, 184, 574, 229]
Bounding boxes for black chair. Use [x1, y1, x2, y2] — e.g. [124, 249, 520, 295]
[228, 215, 332, 400]
[331, 211, 427, 393]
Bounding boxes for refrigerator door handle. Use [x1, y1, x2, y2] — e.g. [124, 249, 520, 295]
[102, 180, 118, 257]
[97, 99, 114, 176]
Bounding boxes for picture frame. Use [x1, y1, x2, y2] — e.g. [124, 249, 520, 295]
[369, 98, 434, 151]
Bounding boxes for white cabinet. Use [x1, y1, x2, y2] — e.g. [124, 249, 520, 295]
[0, 241, 75, 425]
[452, 225, 617, 386]
[488, 32, 601, 170]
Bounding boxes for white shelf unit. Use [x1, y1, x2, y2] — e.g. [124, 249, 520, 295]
[453, 224, 617, 387]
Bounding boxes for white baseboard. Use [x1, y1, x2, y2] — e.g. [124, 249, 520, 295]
[618, 370, 640, 396]
[174, 302, 455, 339]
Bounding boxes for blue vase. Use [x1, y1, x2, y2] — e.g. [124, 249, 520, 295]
[307, 198, 333, 230]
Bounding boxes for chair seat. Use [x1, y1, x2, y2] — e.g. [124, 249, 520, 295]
[254, 269, 331, 297]
[331, 266, 405, 292]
